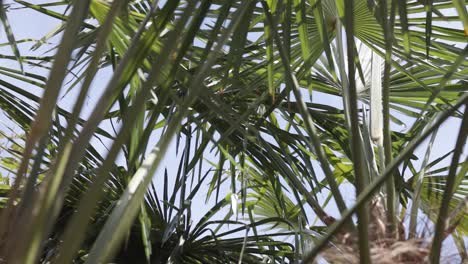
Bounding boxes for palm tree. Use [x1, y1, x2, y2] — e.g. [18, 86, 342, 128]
[0, 0, 466, 263]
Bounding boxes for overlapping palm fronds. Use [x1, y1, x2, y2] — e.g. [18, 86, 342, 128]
[0, 0, 466, 263]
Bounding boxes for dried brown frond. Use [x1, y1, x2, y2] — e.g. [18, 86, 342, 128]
[319, 197, 432, 264]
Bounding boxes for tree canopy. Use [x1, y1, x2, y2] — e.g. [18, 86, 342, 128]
[0, 0, 466, 263]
